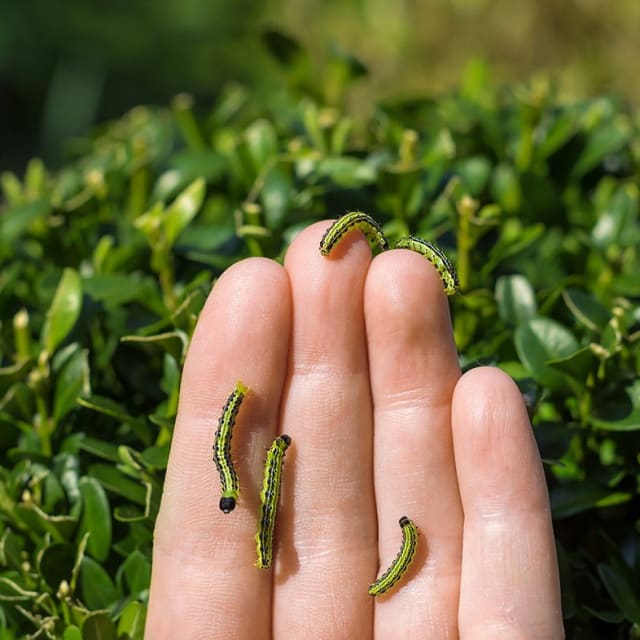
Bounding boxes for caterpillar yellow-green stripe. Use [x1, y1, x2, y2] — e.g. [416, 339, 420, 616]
[394, 236, 459, 295]
[255, 434, 291, 569]
[319, 212, 389, 256]
[213, 380, 249, 514]
[368, 516, 418, 596]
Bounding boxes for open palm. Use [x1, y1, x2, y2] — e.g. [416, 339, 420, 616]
[146, 222, 564, 639]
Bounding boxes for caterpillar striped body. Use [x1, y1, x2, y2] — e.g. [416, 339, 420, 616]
[320, 212, 389, 256]
[255, 434, 292, 569]
[394, 236, 459, 295]
[368, 516, 418, 596]
[212, 381, 249, 513]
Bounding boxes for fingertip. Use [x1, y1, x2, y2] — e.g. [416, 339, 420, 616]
[452, 366, 530, 446]
[211, 256, 289, 304]
[452, 366, 547, 513]
[285, 219, 372, 269]
[367, 247, 449, 307]
[364, 248, 458, 395]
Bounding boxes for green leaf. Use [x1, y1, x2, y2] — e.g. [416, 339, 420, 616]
[315, 156, 376, 187]
[77, 477, 112, 562]
[514, 316, 579, 389]
[77, 395, 139, 423]
[116, 601, 146, 640]
[79, 556, 118, 610]
[163, 177, 206, 247]
[551, 481, 631, 518]
[591, 380, 640, 431]
[456, 155, 491, 196]
[53, 347, 90, 422]
[117, 550, 151, 594]
[83, 273, 160, 310]
[490, 163, 521, 213]
[591, 184, 639, 249]
[536, 110, 578, 159]
[244, 119, 278, 174]
[0, 199, 50, 245]
[41, 268, 83, 355]
[546, 346, 596, 382]
[597, 563, 640, 624]
[562, 288, 611, 331]
[82, 612, 117, 640]
[88, 464, 147, 506]
[63, 625, 83, 640]
[77, 437, 120, 462]
[573, 120, 632, 177]
[261, 164, 293, 229]
[140, 444, 170, 470]
[483, 221, 544, 277]
[495, 274, 537, 324]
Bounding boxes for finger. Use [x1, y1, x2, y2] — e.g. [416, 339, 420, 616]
[273, 221, 377, 638]
[364, 249, 462, 638]
[453, 367, 564, 639]
[146, 258, 291, 640]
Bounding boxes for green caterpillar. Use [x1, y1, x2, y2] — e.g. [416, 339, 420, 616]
[319, 212, 389, 255]
[255, 435, 292, 569]
[394, 236, 459, 295]
[368, 516, 418, 596]
[212, 381, 249, 513]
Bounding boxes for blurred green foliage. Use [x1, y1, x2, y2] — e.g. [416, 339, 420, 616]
[2, 0, 640, 171]
[1, 31, 640, 639]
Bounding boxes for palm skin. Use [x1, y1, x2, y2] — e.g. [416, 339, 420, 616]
[146, 222, 564, 639]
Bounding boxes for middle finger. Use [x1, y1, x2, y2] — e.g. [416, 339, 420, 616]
[274, 221, 377, 637]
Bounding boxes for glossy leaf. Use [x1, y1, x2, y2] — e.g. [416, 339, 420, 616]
[88, 464, 147, 506]
[562, 288, 610, 331]
[117, 550, 151, 594]
[82, 613, 117, 640]
[41, 268, 83, 355]
[116, 601, 146, 640]
[63, 626, 82, 640]
[495, 274, 537, 324]
[53, 347, 90, 422]
[163, 178, 206, 247]
[77, 477, 112, 562]
[598, 563, 640, 624]
[514, 316, 579, 389]
[551, 481, 631, 519]
[79, 557, 118, 610]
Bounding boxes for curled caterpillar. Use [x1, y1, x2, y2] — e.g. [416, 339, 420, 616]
[255, 434, 292, 569]
[368, 516, 418, 596]
[394, 236, 459, 295]
[319, 212, 389, 256]
[213, 381, 249, 513]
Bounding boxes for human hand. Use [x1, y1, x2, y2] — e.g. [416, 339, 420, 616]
[145, 222, 564, 639]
